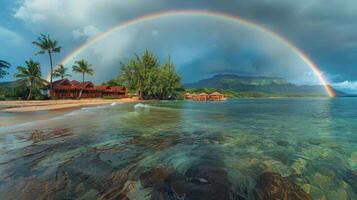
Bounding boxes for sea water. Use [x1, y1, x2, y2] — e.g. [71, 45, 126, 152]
[0, 98, 356, 199]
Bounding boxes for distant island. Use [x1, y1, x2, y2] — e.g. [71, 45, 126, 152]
[184, 74, 348, 98]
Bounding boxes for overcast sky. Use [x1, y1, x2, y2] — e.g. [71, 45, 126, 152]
[1, 0, 357, 93]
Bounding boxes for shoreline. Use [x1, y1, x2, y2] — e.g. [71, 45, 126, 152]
[0, 98, 140, 113]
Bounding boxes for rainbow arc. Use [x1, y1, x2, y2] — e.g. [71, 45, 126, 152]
[54, 10, 335, 97]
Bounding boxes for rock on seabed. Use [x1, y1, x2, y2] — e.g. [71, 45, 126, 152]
[254, 172, 312, 200]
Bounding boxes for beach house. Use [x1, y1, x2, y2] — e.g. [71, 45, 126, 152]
[184, 91, 225, 101]
[209, 92, 224, 101]
[45, 79, 127, 99]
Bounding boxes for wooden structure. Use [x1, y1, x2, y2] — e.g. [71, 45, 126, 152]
[184, 93, 193, 100]
[47, 79, 127, 99]
[184, 91, 225, 101]
[199, 93, 209, 101]
[209, 92, 224, 101]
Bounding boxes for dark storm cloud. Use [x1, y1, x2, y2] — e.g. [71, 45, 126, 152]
[5, 0, 357, 92]
[174, 0, 357, 83]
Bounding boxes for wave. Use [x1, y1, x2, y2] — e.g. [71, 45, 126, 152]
[0, 102, 122, 132]
[0, 120, 42, 133]
[81, 102, 121, 111]
[134, 103, 153, 109]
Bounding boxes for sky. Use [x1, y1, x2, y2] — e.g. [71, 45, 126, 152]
[1, 0, 357, 93]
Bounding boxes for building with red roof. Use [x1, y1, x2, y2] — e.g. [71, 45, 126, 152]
[47, 79, 127, 99]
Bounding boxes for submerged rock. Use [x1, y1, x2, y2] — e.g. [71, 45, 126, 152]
[276, 139, 290, 147]
[139, 165, 248, 200]
[99, 170, 129, 200]
[139, 166, 173, 188]
[343, 170, 357, 193]
[184, 166, 241, 200]
[254, 172, 312, 200]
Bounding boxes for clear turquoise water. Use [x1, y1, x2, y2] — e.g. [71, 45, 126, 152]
[0, 98, 356, 199]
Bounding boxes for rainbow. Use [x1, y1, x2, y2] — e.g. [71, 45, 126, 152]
[57, 10, 335, 97]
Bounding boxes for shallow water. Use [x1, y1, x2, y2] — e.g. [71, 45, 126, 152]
[0, 98, 356, 199]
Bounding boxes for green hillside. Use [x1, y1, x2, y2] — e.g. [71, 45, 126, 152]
[184, 74, 331, 97]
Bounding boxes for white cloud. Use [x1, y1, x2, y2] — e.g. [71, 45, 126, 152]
[151, 30, 159, 36]
[332, 80, 357, 94]
[72, 25, 99, 40]
[0, 26, 23, 46]
[13, 0, 167, 33]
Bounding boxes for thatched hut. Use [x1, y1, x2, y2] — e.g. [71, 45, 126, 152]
[209, 92, 224, 101]
[199, 93, 209, 101]
[184, 93, 193, 100]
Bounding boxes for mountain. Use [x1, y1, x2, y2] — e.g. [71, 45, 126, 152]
[185, 74, 337, 97]
[0, 81, 17, 88]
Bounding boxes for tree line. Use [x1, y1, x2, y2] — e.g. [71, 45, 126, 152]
[106, 50, 183, 100]
[0, 34, 94, 100]
[1, 36, 182, 100]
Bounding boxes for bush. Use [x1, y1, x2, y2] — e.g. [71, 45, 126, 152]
[49, 96, 60, 100]
[102, 96, 120, 99]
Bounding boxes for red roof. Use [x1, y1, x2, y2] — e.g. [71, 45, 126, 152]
[76, 81, 93, 88]
[110, 86, 126, 93]
[94, 85, 110, 91]
[52, 79, 71, 88]
[70, 80, 80, 85]
[50, 79, 126, 94]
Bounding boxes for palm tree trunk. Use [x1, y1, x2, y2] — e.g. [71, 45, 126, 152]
[27, 87, 32, 100]
[48, 51, 53, 89]
[138, 90, 143, 100]
[78, 73, 85, 99]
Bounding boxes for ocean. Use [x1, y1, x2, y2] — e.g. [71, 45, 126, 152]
[0, 98, 356, 199]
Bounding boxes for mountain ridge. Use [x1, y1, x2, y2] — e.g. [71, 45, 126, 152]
[185, 74, 347, 97]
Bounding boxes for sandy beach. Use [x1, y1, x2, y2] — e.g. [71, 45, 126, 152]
[0, 98, 139, 112]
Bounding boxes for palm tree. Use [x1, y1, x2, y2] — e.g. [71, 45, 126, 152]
[53, 64, 71, 80]
[32, 34, 61, 88]
[72, 59, 94, 99]
[14, 59, 48, 100]
[0, 60, 11, 79]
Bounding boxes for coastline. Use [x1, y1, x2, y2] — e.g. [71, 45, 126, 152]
[0, 98, 140, 113]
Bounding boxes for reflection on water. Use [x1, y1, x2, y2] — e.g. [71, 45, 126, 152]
[0, 98, 356, 199]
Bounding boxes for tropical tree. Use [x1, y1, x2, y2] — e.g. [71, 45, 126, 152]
[117, 50, 182, 99]
[53, 64, 71, 79]
[0, 60, 11, 79]
[14, 59, 48, 100]
[32, 34, 61, 88]
[158, 57, 182, 99]
[72, 59, 94, 99]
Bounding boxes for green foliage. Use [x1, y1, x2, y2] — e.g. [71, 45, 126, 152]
[0, 60, 11, 79]
[103, 79, 121, 87]
[0, 82, 47, 100]
[33, 34, 61, 86]
[53, 64, 71, 79]
[2, 86, 28, 100]
[102, 96, 120, 99]
[185, 74, 328, 97]
[72, 59, 94, 99]
[116, 50, 182, 100]
[49, 96, 60, 100]
[72, 59, 94, 82]
[184, 87, 327, 98]
[14, 59, 48, 100]
[32, 34, 61, 55]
